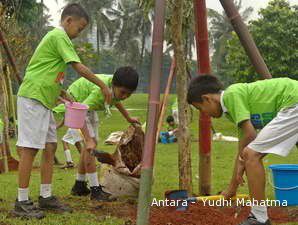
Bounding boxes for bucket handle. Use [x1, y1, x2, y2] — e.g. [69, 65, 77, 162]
[59, 97, 72, 105]
[268, 171, 298, 191]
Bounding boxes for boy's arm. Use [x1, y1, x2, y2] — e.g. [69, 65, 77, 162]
[60, 90, 75, 102]
[114, 102, 140, 124]
[222, 119, 257, 198]
[71, 62, 112, 104]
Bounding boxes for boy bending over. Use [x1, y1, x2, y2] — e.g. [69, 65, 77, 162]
[187, 75, 298, 225]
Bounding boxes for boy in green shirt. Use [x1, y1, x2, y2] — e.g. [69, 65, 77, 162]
[54, 67, 139, 201]
[187, 75, 298, 225]
[14, 3, 112, 219]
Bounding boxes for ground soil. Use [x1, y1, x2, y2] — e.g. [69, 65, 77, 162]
[87, 200, 298, 225]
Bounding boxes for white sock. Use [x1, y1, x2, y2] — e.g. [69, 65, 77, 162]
[18, 188, 29, 201]
[76, 173, 86, 182]
[87, 172, 99, 187]
[64, 149, 73, 162]
[40, 184, 52, 198]
[251, 205, 268, 223]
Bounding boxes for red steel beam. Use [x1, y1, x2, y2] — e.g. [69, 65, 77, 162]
[193, 0, 212, 195]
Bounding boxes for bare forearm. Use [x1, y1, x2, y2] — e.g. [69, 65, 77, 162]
[72, 63, 106, 89]
[115, 103, 130, 121]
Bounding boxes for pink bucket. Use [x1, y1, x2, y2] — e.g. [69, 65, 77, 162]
[64, 102, 89, 129]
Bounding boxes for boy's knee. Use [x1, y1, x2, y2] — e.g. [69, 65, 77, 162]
[242, 147, 262, 163]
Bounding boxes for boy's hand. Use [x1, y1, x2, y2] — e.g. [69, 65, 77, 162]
[131, 164, 142, 178]
[236, 156, 246, 186]
[101, 86, 112, 105]
[60, 90, 75, 102]
[127, 117, 140, 124]
[221, 184, 238, 199]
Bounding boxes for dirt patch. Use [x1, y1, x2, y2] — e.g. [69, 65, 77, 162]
[86, 201, 298, 225]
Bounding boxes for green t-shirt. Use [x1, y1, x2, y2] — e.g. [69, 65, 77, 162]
[53, 74, 120, 114]
[167, 123, 178, 131]
[223, 78, 298, 129]
[18, 28, 81, 109]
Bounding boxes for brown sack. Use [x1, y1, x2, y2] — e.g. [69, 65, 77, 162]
[101, 124, 144, 197]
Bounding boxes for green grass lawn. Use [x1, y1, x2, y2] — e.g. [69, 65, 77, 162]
[0, 94, 297, 225]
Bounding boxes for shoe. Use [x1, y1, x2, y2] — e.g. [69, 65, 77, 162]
[90, 185, 115, 202]
[71, 180, 90, 196]
[60, 161, 74, 169]
[239, 213, 271, 225]
[38, 196, 73, 213]
[11, 199, 45, 219]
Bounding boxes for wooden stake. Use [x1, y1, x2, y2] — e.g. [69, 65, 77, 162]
[0, 53, 8, 173]
[155, 58, 176, 143]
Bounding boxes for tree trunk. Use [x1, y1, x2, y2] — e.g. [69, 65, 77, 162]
[171, 0, 192, 194]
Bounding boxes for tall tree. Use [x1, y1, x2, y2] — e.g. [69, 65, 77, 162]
[208, 0, 253, 74]
[170, 0, 192, 193]
[0, 0, 50, 76]
[222, 0, 298, 83]
[111, 0, 152, 66]
[139, 0, 193, 192]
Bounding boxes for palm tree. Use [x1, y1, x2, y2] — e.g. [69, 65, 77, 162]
[64, 0, 118, 55]
[208, 0, 253, 73]
[109, 0, 152, 66]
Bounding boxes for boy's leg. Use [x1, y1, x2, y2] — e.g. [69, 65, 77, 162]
[83, 140, 113, 201]
[83, 141, 98, 187]
[18, 147, 38, 196]
[75, 141, 82, 153]
[85, 112, 113, 201]
[61, 129, 83, 169]
[71, 143, 90, 196]
[14, 97, 50, 219]
[239, 105, 298, 225]
[38, 112, 72, 212]
[242, 148, 268, 224]
[84, 112, 99, 187]
[61, 140, 74, 168]
[40, 143, 57, 197]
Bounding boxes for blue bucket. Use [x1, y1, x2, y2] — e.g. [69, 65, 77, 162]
[269, 164, 298, 206]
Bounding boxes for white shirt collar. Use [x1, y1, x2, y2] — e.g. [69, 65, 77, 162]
[56, 25, 65, 31]
[220, 91, 228, 113]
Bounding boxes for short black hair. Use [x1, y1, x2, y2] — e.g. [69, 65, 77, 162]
[61, 3, 90, 23]
[112, 67, 139, 91]
[166, 115, 175, 123]
[187, 74, 223, 103]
